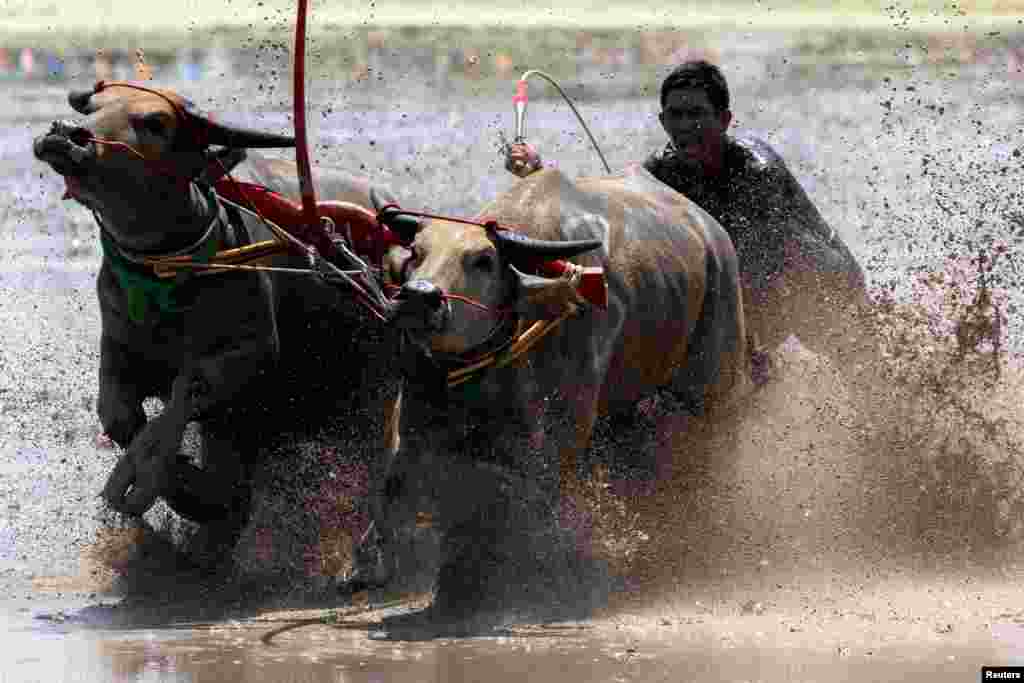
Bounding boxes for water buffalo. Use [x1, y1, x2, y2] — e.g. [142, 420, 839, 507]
[32, 81, 401, 562]
[359, 163, 750, 635]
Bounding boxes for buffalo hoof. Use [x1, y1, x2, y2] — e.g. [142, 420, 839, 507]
[185, 518, 249, 574]
[336, 574, 385, 598]
[368, 604, 509, 641]
[102, 412, 187, 517]
[162, 459, 252, 573]
[100, 449, 167, 518]
[339, 522, 441, 598]
[336, 522, 391, 598]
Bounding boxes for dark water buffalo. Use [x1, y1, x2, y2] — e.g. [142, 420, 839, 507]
[32, 81, 400, 561]
[358, 164, 749, 635]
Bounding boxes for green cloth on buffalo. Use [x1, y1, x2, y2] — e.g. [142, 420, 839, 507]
[99, 231, 216, 324]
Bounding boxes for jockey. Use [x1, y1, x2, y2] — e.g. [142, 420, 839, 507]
[506, 59, 869, 382]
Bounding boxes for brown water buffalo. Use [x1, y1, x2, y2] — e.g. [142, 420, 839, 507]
[32, 81, 401, 563]
[357, 163, 749, 636]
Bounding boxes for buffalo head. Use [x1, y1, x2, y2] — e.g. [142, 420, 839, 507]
[32, 82, 294, 252]
[378, 199, 601, 356]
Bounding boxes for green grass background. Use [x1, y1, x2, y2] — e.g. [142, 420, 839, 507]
[4, 0, 1023, 50]
[3, 0, 1020, 96]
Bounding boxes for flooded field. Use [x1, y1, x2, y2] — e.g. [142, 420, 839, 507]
[2, 19, 1024, 683]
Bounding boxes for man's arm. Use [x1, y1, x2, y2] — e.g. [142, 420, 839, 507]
[505, 142, 544, 178]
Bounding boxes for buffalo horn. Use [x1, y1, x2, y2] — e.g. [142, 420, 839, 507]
[183, 109, 296, 149]
[68, 89, 95, 114]
[493, 230, 602, 262]
[370, 187, 420, 242]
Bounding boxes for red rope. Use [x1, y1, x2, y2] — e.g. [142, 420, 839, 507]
[376, 203, 525, 234]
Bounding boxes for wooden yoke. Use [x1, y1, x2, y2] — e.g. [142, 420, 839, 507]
[149, 179, 405, 278]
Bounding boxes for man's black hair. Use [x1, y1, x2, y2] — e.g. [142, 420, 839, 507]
[660, 60, 730, 113]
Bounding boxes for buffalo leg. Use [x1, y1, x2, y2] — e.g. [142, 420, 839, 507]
[165, 421, 253, 569]
[424, 458, 592, 633]
[165, 421, 251, 520]
[375, 422, 441, 593]
[102, 372, 192, 517]
[379, 462, 547, 636]
[96, 334, 148, 449]
[557, 382, 601, 496]
[341, 393, 413, 594]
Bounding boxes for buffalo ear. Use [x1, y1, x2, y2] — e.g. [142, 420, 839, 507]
[370, 187, 421, 243]
[68, 88, 96, 114]
[196, 147, 247, 185]
[511, 264, 586, 320]
[382, 244, 413, 287]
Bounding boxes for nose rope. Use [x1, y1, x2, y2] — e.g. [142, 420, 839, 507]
[443, 293, 512, 316]
[384, 280, 523, 374]
[83, 135, 186, 181]
[382, 283, 510, 317]
[85, 80, 209, 177]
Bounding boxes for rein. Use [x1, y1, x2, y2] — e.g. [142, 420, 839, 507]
[66, 53, 600, 377]
[78, 80, 535, 331]
[375, 203, 509, 232]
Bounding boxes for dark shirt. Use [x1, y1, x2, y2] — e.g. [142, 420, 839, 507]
[642, 135, 857, 293]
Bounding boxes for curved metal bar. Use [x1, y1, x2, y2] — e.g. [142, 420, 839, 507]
[517, 69, 612, 175]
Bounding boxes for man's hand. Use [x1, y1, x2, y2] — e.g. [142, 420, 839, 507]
[505, 142, 543, 178]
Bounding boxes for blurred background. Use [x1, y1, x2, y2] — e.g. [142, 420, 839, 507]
[2, 2, 1024, 680]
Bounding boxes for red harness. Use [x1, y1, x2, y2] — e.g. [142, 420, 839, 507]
[76, 82, 606, 313]
[211, 178, 405, 270]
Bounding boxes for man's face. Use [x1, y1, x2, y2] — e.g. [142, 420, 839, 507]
[659, 87, 732, 172]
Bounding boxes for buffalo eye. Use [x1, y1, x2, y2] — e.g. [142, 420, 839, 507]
[136, 112, 170, 138]
[471, 250, 496, 272]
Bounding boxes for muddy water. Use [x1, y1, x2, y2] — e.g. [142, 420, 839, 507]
[5, 579, 1024, 682]
[4, 31, 1024, 682]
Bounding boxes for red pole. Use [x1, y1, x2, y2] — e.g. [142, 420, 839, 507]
[293, 0, 318, 231]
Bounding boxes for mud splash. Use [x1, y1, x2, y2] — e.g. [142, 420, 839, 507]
[574, 251, 1024, 615]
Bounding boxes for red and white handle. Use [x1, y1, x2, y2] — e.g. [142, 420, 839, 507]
[513, 79, 529, 143]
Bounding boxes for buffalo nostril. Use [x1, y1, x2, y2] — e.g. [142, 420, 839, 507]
[71, 130, 91, 146]
[401, 280, 443, 309]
